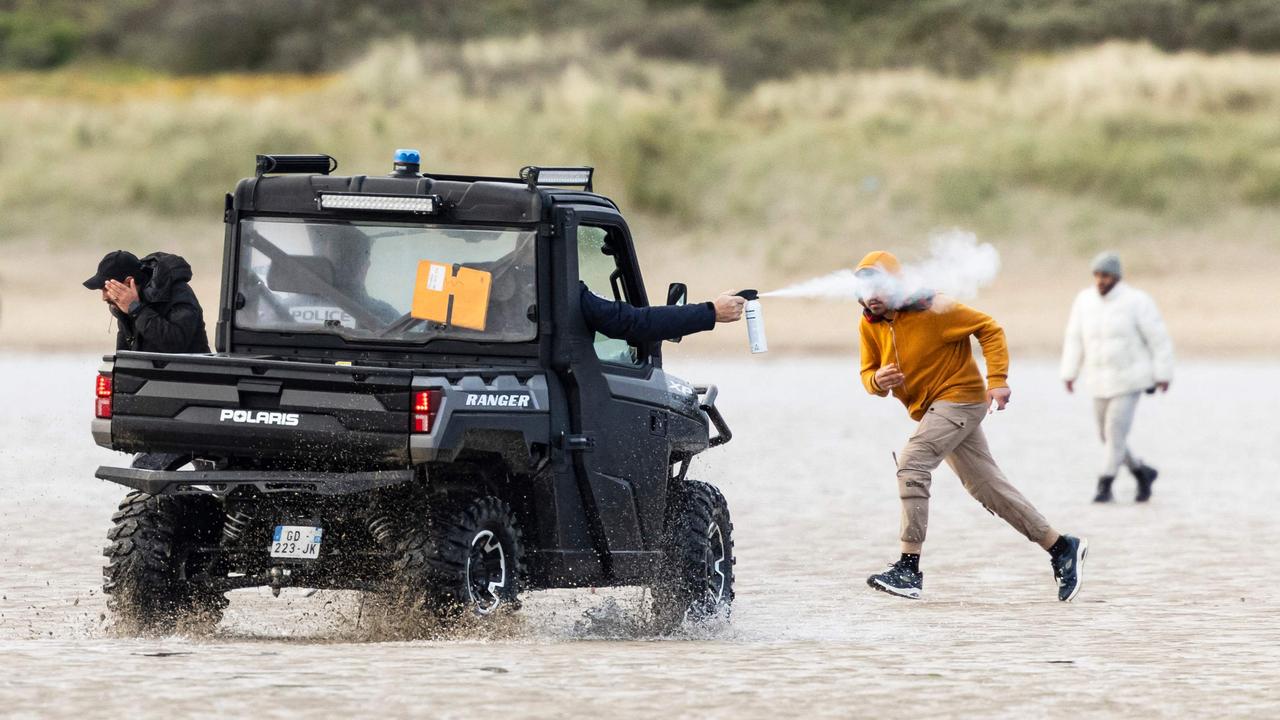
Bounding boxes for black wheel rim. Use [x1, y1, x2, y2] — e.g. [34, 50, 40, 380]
[465, 530, 507, 614]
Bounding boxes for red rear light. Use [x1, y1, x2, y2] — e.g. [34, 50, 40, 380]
[412, 390, 441, 433]
[95, 374, 113, 419]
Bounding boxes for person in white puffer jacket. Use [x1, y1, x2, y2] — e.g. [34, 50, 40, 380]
[1060, 252, 1174, 503]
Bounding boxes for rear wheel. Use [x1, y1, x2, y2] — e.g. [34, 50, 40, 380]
[391, 495, 524, 619]
[102, 491, 226, 634]
[652, 480, 735, 632]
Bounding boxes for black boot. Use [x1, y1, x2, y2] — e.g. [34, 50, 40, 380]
[1133, 465, 1158, 502]
[1093, 476, 1114, 503]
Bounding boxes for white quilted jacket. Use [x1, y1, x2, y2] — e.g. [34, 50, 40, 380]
[1060, 281, 1174, 398]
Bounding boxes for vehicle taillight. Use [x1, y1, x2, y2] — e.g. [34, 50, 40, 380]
[95, 374, 113, 419]
[412, 390, 441, 433]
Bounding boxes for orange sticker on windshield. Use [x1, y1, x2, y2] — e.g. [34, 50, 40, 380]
[411, 261, 491, 331]
[448, 266, 492, 331]
[411, 262, 451, 324]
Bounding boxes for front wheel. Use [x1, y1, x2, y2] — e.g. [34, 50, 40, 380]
[652, 480, 735, 632]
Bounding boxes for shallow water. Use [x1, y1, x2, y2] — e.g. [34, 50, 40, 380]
[1, 353, 1277, 718]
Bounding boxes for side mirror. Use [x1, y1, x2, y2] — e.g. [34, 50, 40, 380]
[666, 282, 688, 307]
[665, 282, 689, 344]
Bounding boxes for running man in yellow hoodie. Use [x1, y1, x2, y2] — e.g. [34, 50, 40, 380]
[856, 250, 1087, 601]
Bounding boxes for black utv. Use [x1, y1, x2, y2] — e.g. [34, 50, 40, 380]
[92, 151, 735, 633]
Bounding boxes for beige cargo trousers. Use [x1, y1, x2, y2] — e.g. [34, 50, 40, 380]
[898, 401, 1051, 546]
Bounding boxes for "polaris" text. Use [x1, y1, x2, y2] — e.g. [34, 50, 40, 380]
[218, 409, 300, 426]
[464, 393, 532, 408]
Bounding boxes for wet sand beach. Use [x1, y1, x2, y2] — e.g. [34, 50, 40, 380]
[1, 354, 1277, 718]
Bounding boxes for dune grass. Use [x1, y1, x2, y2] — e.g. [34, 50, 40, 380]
[2, 38, 1279, 352]
[4, 40, 1278, 237]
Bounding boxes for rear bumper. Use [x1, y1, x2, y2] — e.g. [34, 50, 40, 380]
[91, 419, 111, 449]
[95, 466, 415, 497]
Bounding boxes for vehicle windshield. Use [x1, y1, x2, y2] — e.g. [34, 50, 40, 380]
[235, 218, 537, 343]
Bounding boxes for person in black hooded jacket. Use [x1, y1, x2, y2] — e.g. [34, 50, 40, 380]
[85, 250, 211, 471]
[84, 250, 211, 353]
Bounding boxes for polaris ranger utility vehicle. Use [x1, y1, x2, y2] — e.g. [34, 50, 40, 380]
[92, 150, 735, 632]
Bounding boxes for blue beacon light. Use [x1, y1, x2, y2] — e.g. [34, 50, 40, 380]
[393, 148, 422, 177]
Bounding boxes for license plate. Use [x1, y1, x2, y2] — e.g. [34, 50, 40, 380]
[270, 525, 323, 560]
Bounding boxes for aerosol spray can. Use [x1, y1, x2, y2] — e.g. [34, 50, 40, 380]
[736, 289, 768, 354]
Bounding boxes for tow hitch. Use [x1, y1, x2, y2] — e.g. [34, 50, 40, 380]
[268, 566, 294, 597]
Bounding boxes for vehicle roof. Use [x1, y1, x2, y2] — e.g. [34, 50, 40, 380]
[232, 172, 618, 225]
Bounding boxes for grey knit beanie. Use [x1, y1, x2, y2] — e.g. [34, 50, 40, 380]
[1090, 251, 1122, 278]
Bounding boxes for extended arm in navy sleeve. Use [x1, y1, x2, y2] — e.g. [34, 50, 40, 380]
[579, 282, 716, 344]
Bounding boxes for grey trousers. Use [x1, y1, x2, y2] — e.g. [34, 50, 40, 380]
[896, 402, 1052, 546]
[1094, 392, 1143, 477]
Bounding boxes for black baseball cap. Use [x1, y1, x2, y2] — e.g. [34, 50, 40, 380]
[83, 250, 143, 290]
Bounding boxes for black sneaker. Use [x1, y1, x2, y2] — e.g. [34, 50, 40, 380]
[1050, 535, 1088, 602]
[1093, 476, 1114, 503]
[1133, 465, 1158, 502]
[867, 560, 923, 599]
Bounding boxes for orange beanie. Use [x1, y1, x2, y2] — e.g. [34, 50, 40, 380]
[856, 250, 902, 275]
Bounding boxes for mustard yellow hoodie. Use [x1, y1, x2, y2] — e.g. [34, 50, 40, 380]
[856, 253, 1008, 421]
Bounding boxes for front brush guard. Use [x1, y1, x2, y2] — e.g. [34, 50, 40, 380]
[695, 385, 732, 447]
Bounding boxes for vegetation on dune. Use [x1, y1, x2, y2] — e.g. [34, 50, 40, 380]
[2, 31, 1278, 352]
[5, 0, 1280, 85]
[3, 39, 1279, 274]
[3, 1, 1276, 353]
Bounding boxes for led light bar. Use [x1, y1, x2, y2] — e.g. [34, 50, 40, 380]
[317, 193, 439, 214]
[257, 154, 337, 176]
[520, 166, 594, 191]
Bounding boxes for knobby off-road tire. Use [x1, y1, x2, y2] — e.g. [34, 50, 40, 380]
[652, 480, 735, 633]
[391, 495, 524, 619]
[103, 491, 227, 634]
